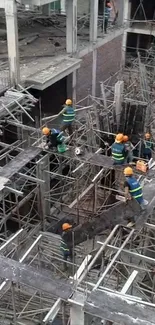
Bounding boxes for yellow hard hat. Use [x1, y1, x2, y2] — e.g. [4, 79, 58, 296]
[62, 223, 72, 231]
[123, 135, 129, 142]
[42, 127, 50, 135]
[65, 99, 72, 105]
[115, 133, 124, 143]
[145, 133, 151, 139]
[124, 167, 133, 176]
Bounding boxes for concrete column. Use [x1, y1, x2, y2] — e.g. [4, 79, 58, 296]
[67, 73, 72, 99]
[89, 0, 98, 42]
[123, 0, 130, 27]
[5, 0, 20, 87]
[72, 70, 77, 103]
[42, 4, 50, 15]
[92, 49, 97, 97]
[70, 292, 88, 325]
[121, 0, 131, 67]
[121, 31, 127, 67]
[67, 71, 76, 103]
[36, 154, 51, 230]
[61, 0, 66, 14]
[66, 0, 77, 54]
[90, 0, 98, 97]
[114, 81, 124, 130]
[70, 304, 84, 325]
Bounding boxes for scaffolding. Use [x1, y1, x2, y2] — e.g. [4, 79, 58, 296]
[0, 48, 155, 325]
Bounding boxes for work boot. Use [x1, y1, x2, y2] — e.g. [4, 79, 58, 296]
[127, 221, 135, 228]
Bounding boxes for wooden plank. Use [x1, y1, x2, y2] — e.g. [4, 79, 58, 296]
[84, 290, 155, 325]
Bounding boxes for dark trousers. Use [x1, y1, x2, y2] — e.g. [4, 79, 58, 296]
[63, 251, 73, 270]
[61, 123, 73, 136]
[143, 152, 152, 160]
[101, 18, 108, 33]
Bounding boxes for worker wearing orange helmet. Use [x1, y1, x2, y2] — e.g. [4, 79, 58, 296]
[143, 132, 154, 160]
[60, 223, 73, 271]
[124, 166, 148, 208]
[59, 99, 75, 136]
[111, 133, 126, 165]
[123, 135, 134, 163]
[42, 127, 64, 151]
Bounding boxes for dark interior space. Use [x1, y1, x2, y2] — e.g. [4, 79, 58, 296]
[98, 0, 106, 15]
[30, 77, 67, 117]
[126, 33, 154, 59]
[120, 102, 146, 146]
[2, 123, 18, 144]
[130, 0, 155, 20]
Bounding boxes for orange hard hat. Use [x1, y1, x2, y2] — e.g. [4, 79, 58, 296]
[65, 99, 72, 106]
[124, 167, 133, 176]
[145, 133, 151, 139]
[42, 127, 50, 135]
[123, 135, 129, 142]
[62, 223, 72, 231]
[115, 133, 124, 143]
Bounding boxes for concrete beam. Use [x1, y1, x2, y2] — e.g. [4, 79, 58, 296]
[84, 290, 155, 325]
[0, 255, 72, 300]
[5, 0, 20, 86]
[0, 147, 42, 179]
[66, 0, 77, 53]
[21, 0, 55, 5]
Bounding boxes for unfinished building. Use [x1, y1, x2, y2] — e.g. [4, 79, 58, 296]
[0, 0, 155, 325]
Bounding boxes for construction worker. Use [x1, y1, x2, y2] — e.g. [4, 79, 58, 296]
[123, 135, 134, 164]
[60, 223, 73, 271]
[124, 167, 148, 208]
[60, 99, 75, 136]
[101, 1, 112, 33]
[42, 127, 65, 151]
[143, 133, 154, 160]
[111, 133, 126, 165]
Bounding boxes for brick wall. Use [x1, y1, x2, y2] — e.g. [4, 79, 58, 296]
[96, 34, 122, 96]
[76, 35, 123, 101]
[76, 52, 93, 101]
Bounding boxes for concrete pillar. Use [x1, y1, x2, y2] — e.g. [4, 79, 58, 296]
[90, 0, 98, 97]
[114, 81, 124, 130]
[89, 0, 98, 43]
[5, 0, 20, 87]
[123, 0, 130, 27]
[92, 49, 97, 97]
[61, 0, 66, 14]
[36, 154, 51, 230]
[67, 71, 76, 103]
[121, 31, 127, 67]
[121, 0, 131, 66]
[70, 304, 84, 325]
[66, 0, 77, 54]
[42, 4, 50, 15]
[67, 73, 72, 99]
[72, 70, 77, 103]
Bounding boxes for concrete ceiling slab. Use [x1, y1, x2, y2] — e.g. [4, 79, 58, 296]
[24, 57, 81, 90]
